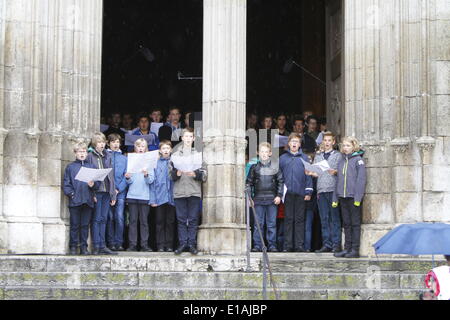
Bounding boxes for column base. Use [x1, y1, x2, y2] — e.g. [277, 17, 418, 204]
[198, 223, 247, 255]
[6, 219, 43, 254]
[42, 222, 68, 254]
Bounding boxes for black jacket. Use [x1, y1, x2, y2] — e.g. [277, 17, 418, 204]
[246, 160, 284, 203]
[63, 160, 99, 208]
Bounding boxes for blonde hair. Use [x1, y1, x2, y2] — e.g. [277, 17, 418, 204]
[340, 136, 361, 153]
[91, 132, 106, 147]
[181, 127, 194, 137]
[159, 140, 172, 149]
[73, 141, 88, 153]
[258, 142, 272, 151]
[288, 132, 302, 143]
[134, 138, 148, 152]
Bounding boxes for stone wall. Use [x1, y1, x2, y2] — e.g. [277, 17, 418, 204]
[0, 0, 102, 254]
[344, 0, 450, 256]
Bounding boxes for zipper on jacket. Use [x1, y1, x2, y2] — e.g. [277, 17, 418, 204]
[343, 157, 349, 198]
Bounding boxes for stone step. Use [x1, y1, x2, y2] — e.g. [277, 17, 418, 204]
[0, 286, 423, 300]
[0, 254, 443, 273]
[0, 271, 427, 290]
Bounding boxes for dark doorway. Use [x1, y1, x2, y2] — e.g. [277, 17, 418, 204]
[101, 0, 203, 120]
[247, 0, 326, 120]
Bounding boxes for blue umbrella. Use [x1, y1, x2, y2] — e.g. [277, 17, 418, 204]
[373, 223, 450, 255]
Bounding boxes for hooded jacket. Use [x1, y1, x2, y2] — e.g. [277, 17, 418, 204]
[86, 149, 117, 201]
[149, 156, 175, 206]
[246, 159, 284, 204]
[333, 150, 367, 203]
[107, 150, 128, 199]
[63, 159, 100, 208]
[279, 150, 313, 197]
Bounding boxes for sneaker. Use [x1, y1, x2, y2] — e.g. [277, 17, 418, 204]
[157, 248, 165, 252]
[140, 246, 152, 252]
[174, 245, 187, 255]
[166, 248, 173, 252]
[315, 246, 332, 253]
[282, 248, 293, 252]
[69, 247, 78, 255]
[80, 247, 90, 255]
[127, 246, 137, 252]
[98, 247, 118, 255]
[92, 247, 100, 255]
[268, 247, 278, 253]
[332, 245, 342, 253]
[114, 245, 125, 251]
[251, 247, 262, 252]
[344, 250, 360, 258]
[189, 246, 199, 255]
[295, 246, 306, 253]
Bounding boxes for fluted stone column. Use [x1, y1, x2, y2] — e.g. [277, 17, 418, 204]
[0, 0, 102, 254]
[197, 0, 247, 255]
[344, 0, 450, 256]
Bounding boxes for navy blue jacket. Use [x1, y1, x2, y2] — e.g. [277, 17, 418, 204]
[149, 157, 175, 206]
[279, 150, 313, 197]
[108, 150, 128, 199]
[63, 160, 99, 208]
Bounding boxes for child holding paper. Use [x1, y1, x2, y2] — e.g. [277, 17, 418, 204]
[332, 136, 366, 258]
[86, 132, 118, 255]
[149, 140, 176, 252]
[63, 141, 99, 255]
[170, 128, 207, 255]
[306, 132, 342, 253]
[246, 142, 284, 252]
[125, 138, 155, 252]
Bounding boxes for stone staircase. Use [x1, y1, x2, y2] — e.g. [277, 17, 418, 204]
[0, 253, 443, 300]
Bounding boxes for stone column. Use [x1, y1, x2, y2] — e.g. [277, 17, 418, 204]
[197, 0, 247, 255]
[344, 0, 450, 256]
[0, 0, 102, 254]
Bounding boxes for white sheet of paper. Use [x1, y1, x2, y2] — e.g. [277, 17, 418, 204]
[282, 184, 288, 203]
[125, 133, 157, 147]
[150, 122, 164, 135]
[301, 158, 330, 175]
[171, 153, 203, 172]
[273, 134, 288, 148]
[126, 151, 159, 173]
[75, 167, 112, 183]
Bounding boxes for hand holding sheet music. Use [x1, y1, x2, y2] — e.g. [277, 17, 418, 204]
[301, 158, 330, 175]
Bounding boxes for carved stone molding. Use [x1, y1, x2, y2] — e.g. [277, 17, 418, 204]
[416, 136, 436, 153]
[361, 141, 386, 153]
[390, 138, 411, 153]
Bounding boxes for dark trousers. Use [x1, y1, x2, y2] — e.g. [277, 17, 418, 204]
[174, 197, 201, 247]
[284, 193, 306, 250]
[340, 197, 362, 251]
[69, 205, 92, 248]
[318, 192, 342, 248]
[128, 203, 150, 247]
[155, 203, 176, 250]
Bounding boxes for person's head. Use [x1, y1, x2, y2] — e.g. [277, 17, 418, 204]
[318, 117, 327, 132]
[122, 113, 134, 129]
[107, 133, 122, 152]
[261, 114, 273, 130]
[137, 114, 150, 132]
[181, 128, 195, 147]
[134, 138, 148, 153]
[91, 132, 107, 153]
[247, 111, 258, 129]
[150, 108, 163, 123]
[258, 142, 272, 161]
[306, 115, 318, 133]
[110, 112, 122, 128]
[293, 117, 305, 134]
[73, 141, 88, 161]
[288, 133, 302, 153]
[169, 107, 181, 124]
[303, 110, 313, 121]
[340, 136, 361, 155]
[159, 140, 172, 158]
[321, 132, 336, 152]
[276, 113, 287, 130]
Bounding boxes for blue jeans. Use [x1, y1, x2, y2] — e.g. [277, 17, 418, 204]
[253, 204, 278, 249]
[106, 197, 125, 247]
[304, 209, 314, 251]
[318, 192, 342, 248]
[174, 197, 201, 247]
[91, 192, 111, 249]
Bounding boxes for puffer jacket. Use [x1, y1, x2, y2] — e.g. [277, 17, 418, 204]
[333, 150, 367, 203]
[246, 159, 284, 203]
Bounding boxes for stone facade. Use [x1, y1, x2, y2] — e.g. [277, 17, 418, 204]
[0, 0, 449, 255]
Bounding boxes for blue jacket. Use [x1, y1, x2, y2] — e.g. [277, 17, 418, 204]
[108, 150, 128, 199]
[126, 171, 155, 201]
[279, 150, 313, 197]
[149, 157, 175, 206]
[126, 129, 159, 152]
[63, 160, 99, 208]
